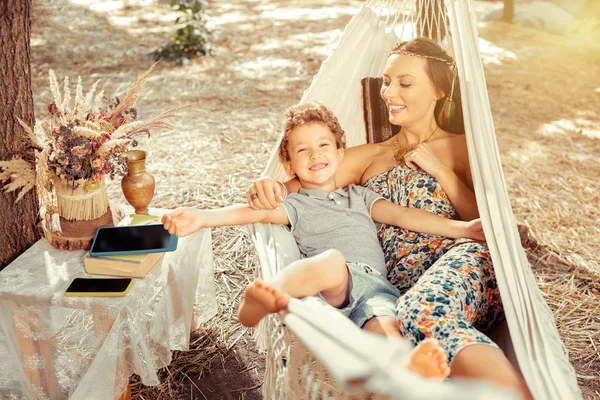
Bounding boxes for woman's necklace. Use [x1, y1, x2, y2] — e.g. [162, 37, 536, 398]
[392, 126, 439, 165]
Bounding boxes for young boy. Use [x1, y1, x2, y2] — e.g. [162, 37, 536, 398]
[163, 102, 484, 379]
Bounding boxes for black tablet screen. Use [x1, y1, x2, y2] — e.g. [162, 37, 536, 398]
[92, 225, 171, 253]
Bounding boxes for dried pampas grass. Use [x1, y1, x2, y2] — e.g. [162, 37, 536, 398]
[0, 158, 36, 202]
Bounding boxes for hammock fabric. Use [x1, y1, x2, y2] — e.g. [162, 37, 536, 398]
[249, 0, 582, 398]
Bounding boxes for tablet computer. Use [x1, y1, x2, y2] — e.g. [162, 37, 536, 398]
[89, 224, 178, 257]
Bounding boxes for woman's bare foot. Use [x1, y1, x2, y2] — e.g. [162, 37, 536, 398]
[407, 339, 451, 380]
[238, 279, 290, 327]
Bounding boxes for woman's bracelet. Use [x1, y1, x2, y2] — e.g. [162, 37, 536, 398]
[276, 180, 288, 200]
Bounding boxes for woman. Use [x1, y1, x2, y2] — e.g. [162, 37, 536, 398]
[248, 37, 532, 399]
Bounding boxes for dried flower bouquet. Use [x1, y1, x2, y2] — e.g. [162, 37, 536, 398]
[0, 62, 188, 237]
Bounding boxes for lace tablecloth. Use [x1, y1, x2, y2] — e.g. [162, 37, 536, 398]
[0, 215, 217, 400]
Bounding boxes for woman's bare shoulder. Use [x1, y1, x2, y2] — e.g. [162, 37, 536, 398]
[337, 142, 388, 186]
[345, 142, 388, 158]
[439, 133, 470, 177]
[433, 131, 468, 153]
[448, 133, 469, 159]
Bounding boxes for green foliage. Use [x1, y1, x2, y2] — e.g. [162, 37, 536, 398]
[152, 0, 213, 65]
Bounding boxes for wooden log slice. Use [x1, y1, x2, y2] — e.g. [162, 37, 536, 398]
[39, 207, 115, 251]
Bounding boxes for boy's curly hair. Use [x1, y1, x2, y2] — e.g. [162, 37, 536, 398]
[278, 101, 346, 163]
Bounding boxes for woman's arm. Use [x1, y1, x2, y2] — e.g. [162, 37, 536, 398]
[403, 138, 479, 221]
[370, 199, 484, 241]
[434, 135, 479, 220]
[435, 165, 479, 221]
[246, 144, 379, 209]
[246, 177, 301, 210]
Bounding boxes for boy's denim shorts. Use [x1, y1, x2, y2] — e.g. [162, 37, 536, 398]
[318, 261, 400, 328]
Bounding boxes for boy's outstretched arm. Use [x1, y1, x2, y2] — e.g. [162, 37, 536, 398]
[370, 199, 485, 241]
[162, 205, 289, 237]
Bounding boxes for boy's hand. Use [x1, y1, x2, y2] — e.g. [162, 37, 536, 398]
[162, 208, 205, 237]
[464, 218, 486, 242]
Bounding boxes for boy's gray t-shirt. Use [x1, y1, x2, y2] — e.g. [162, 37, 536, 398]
[281, 184, 387, 276]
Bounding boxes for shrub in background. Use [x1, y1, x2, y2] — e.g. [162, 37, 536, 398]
[152, 0, 213, 65]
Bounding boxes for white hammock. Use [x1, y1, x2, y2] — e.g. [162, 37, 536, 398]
[250, 0, 582, 398]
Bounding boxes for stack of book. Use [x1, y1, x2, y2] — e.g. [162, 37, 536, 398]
[84, 251, 164, 278]
[84, 214, 165, 278]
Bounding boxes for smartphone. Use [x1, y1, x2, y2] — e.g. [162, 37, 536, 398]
[64, 277, 134, 297]
[89, 224, 178, 257]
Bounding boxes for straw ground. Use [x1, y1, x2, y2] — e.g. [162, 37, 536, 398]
[29, 0, 599, 398]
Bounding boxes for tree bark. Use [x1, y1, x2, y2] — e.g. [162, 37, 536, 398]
[0, 1, 40, 271]
[502, 0, 515, 23]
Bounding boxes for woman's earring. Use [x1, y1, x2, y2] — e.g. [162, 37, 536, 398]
[437, 96, 456, 127]
[437, 66, 457, 127]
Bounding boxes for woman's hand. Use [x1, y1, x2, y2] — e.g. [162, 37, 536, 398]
[246, 177, 285, 210]
[463, 218, 486, 242]
[162, 208, 205, 237]
[403, 143, 450, 179]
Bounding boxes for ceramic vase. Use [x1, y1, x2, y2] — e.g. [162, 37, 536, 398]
[121, 150, 155, 215]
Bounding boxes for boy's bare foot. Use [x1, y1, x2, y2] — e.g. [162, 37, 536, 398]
[238, 279, 290, 327]
[407, 339, 451, 380]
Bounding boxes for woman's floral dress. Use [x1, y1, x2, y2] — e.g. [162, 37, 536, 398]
[366, 165, 504, 362]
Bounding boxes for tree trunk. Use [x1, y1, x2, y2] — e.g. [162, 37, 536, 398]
[0, 1, 40, 271]
[502, 0, 515, 23]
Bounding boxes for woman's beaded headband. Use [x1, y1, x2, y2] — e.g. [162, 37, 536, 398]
[389, 50, 456, 68]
